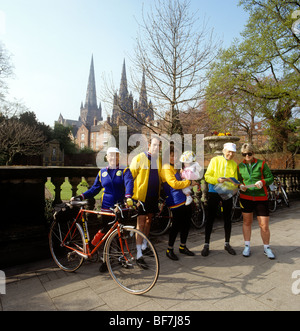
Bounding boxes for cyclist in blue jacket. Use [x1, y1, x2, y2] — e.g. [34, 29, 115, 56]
[73, 147, 133, 209]
[72, 147, 134, 271]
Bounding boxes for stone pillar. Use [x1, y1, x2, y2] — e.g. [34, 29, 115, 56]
[52, 177, 65, 205]
[69, 176, 82, 198]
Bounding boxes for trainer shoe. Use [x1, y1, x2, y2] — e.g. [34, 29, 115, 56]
[201, 244, 210, 257]
[99, 261, 108, 273]
[224, 244, 236, 255]
[242, 245, 251, 257]
[136, 257, 149, 269]
[166, 248, 179, 261]
[264, 247, 275, 259]
[179, 246, 195, 256]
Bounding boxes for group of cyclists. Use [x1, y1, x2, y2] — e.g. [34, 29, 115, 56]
[72, 136, 276, 273]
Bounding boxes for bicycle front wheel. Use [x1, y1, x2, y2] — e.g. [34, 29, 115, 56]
[104, 227, 159, 295]
[49, 220, 85, 272]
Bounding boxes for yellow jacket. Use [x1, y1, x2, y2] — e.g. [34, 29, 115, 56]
[204, 155, 238, 192]
[129, 152, 162, 202]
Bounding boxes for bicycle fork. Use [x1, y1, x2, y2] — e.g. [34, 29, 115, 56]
[104, 225, 136, 267]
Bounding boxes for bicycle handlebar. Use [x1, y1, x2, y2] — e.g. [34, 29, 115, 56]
[70, 200, 88, 207]
[69, 199, 144, 218]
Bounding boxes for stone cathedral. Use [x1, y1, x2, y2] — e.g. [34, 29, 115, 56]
[57, 56, 154, 151]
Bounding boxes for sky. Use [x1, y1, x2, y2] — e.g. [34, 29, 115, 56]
[0, 0, 249, 127]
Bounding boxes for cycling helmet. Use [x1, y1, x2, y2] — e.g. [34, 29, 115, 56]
[179, 151, 196, 163]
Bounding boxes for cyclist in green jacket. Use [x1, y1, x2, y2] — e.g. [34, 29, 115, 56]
[237, 143, 275, 259]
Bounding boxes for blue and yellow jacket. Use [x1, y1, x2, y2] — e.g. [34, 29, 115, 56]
[161, 164, 191, 209]
[81, 167, 134, 209]
[130, 152, 162, 202]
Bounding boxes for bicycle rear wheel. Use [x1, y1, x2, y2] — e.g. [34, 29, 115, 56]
[150, 200, 172, 236]
[191, 200, 206, 229]
[231, 194, 242, 222]
[268, 190, 277, 212]
[49, 220, 85, 272]
[280, 187, 290, 207]
[105, 227, 159, 295]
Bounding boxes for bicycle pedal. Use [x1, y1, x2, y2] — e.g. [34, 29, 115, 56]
[118, 256, 134, 269]
[123, 261, 134, 269]
[67, 251, 80, 261]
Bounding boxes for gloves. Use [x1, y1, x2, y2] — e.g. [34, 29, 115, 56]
[71, 195, 83, 201]
[255, 181, 263, 189]
[239, 184, 247, 192]
[126, 198, 133, 207]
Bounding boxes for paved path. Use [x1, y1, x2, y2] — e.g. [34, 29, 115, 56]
[1, 203, 299, 311]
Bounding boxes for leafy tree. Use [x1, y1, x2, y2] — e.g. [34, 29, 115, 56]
[52, 123, 78, 154]
[19, 111, 53, 142]
[206, 0, 300, 151]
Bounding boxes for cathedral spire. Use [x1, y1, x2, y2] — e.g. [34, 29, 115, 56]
[84, 55, 98, 109]
[139, 70, 148, 108]
[119, 59, 128, 98]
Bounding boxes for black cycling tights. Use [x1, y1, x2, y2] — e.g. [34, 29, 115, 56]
[168, 204, 192, 247]
[205, 193, 233, 244]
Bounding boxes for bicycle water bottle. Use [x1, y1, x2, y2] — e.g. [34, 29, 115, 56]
[91, 230, 104, 246]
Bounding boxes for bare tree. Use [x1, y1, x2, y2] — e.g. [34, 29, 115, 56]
[0, 119, 46, 165]
[132, 0, 219, 134]
[0, 42, 14, 102]
[100, 0, 220, 136]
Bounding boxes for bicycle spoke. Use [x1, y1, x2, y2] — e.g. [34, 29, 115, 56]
[105, 227, 159, 295]
[49, 220, 85, 272]
[150, 200, 172, 236]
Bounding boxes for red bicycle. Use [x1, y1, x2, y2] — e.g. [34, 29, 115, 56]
[49, 200, 159, 295]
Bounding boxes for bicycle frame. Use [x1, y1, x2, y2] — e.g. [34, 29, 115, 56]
[50, 201, 160, 295]
[60, 207, 129, 260]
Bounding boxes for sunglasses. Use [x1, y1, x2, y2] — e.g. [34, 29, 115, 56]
[242, 152, 253, 157]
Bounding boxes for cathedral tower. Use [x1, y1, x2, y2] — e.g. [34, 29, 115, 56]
[111, 60, 154, 130]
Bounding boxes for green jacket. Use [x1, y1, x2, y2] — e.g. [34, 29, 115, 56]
[237, 158, 273, 201]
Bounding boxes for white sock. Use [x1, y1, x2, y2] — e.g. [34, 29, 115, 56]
[136, 244, 143, 259]
[141, 238, 148, 250]
[245, 241, 250, 247]
[264, 244, 270, 250]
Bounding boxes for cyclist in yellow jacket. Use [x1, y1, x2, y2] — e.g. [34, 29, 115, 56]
[202, 142, 239, 257]
[129, 136, 162, 267]
[161, 145, 198, 260]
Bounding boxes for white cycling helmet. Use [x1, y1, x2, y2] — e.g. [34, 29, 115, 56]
[179, 151, 196, 163]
